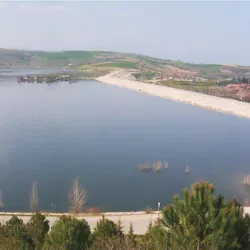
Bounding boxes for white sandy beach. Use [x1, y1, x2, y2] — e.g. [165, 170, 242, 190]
[97, 70, 250, 119]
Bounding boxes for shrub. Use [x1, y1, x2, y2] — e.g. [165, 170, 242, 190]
[43, 215, 90, 250]
[0, 216, 33, 249]
[162, 181, 250, 250]
[26, 212, 49, 250]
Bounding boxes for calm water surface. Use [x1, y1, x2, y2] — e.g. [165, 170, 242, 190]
[0, 78, 250, 212]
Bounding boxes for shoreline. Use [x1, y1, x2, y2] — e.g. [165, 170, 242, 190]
[97, 70, 250, 119]
[0, 210, 160, 217]
[1, 206, 249, 217]
[0, 208, 249, 234]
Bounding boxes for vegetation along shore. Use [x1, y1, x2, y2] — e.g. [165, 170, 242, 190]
[0, 181, 250, 249]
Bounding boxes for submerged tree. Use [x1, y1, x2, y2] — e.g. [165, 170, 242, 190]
[162, 181, 250, 250]
[68, 177, 87, 213]
[30, 181, 39, 212]
[152, 160, 163, 172]
[0, 190, 4, 211]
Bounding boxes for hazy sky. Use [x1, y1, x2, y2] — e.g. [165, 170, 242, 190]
[0, 1, 249, 64]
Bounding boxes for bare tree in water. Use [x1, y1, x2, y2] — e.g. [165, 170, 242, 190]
[0, 190, 4, 210]
[30, 181, 39, 212]
[68, 177, 87, 213]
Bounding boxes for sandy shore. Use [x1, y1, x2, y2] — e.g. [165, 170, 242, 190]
[97, 70, 250, 119]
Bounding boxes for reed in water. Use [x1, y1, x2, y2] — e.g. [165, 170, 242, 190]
[138, 163, 150, 172]
[242, 174, 250, 185]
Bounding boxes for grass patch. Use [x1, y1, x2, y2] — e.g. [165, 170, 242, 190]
[36, 51, 95, 60]
[133, 72, 157, 80]
[98, 61, 138, 69]
[158, 80, 215, 92]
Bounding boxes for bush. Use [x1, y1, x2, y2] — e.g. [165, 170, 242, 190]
[93, 216, 119, 238]
[162, 181, 250, 250]
[43, 215, 90, 250]
[0, 216, 33, 249]
[26, 212, 49, 250]
[90, 216, 123, 249]
[138, 223, 171, 250]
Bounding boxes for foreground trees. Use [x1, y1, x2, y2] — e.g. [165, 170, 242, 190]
[26, 212, 49, 250]
[162, 181, 250, 250]
[43, 215, 90, 250]
[0, 216, 33, 249]
[0, 181, 249, 250]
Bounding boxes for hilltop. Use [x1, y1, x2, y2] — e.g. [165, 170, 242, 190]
[1, 48, 250, 80]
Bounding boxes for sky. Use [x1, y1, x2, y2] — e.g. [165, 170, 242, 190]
[0, 1, 250, 65]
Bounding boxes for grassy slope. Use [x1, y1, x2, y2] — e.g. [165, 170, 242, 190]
[1, 49, 250, 79]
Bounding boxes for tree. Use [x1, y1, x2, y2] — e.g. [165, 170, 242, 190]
[68, 177, 87, 214]
[93, 216, 119, 238]
[43, 215, 90, 250]
[116, 219, 124, 239]
[0, 189, 3, 211]
[1, 216, 33, 249]
[162, 181, 250, 250]
[90, 216, 120, 249]
[127, 222, 136, 248]
[139, 223, 172, 250]
[30, 181, 39, 212]
[26, 212, 49, 250]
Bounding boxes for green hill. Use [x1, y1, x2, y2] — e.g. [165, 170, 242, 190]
[1, 48, 250, 79]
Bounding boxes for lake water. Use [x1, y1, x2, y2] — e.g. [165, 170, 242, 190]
[0, 78, 250, 212]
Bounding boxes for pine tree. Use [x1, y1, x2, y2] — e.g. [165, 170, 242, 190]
[116, 219, 124, 238]
[162, 181, 250, 250]
[43, 215, 90, 250]
[1, 216, 33, 249]
[93, 215, 119, 238]
[127, 222, 136, 248]
[90, 216, 120, 249]
[26, 212, 49, 250]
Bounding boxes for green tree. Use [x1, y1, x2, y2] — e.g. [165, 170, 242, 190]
[43, 215, 90, 250]
[93, 216, 119, 238]
[90, 216, 120, 249]
[26, 212, 49, 250]
[0, 216, 33, 249]
[127, 222, 136, 248]
[116, 219, 124, 239]
[137, 220, 172, 250]
[162, 181, 250, 250]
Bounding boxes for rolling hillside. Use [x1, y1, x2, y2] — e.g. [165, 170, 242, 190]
[1, 48, 250, 80]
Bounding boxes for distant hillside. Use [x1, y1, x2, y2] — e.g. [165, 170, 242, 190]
[1, 49, 250, 79]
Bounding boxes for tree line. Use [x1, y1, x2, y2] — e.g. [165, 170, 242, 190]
[0, 181, 250, 249]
